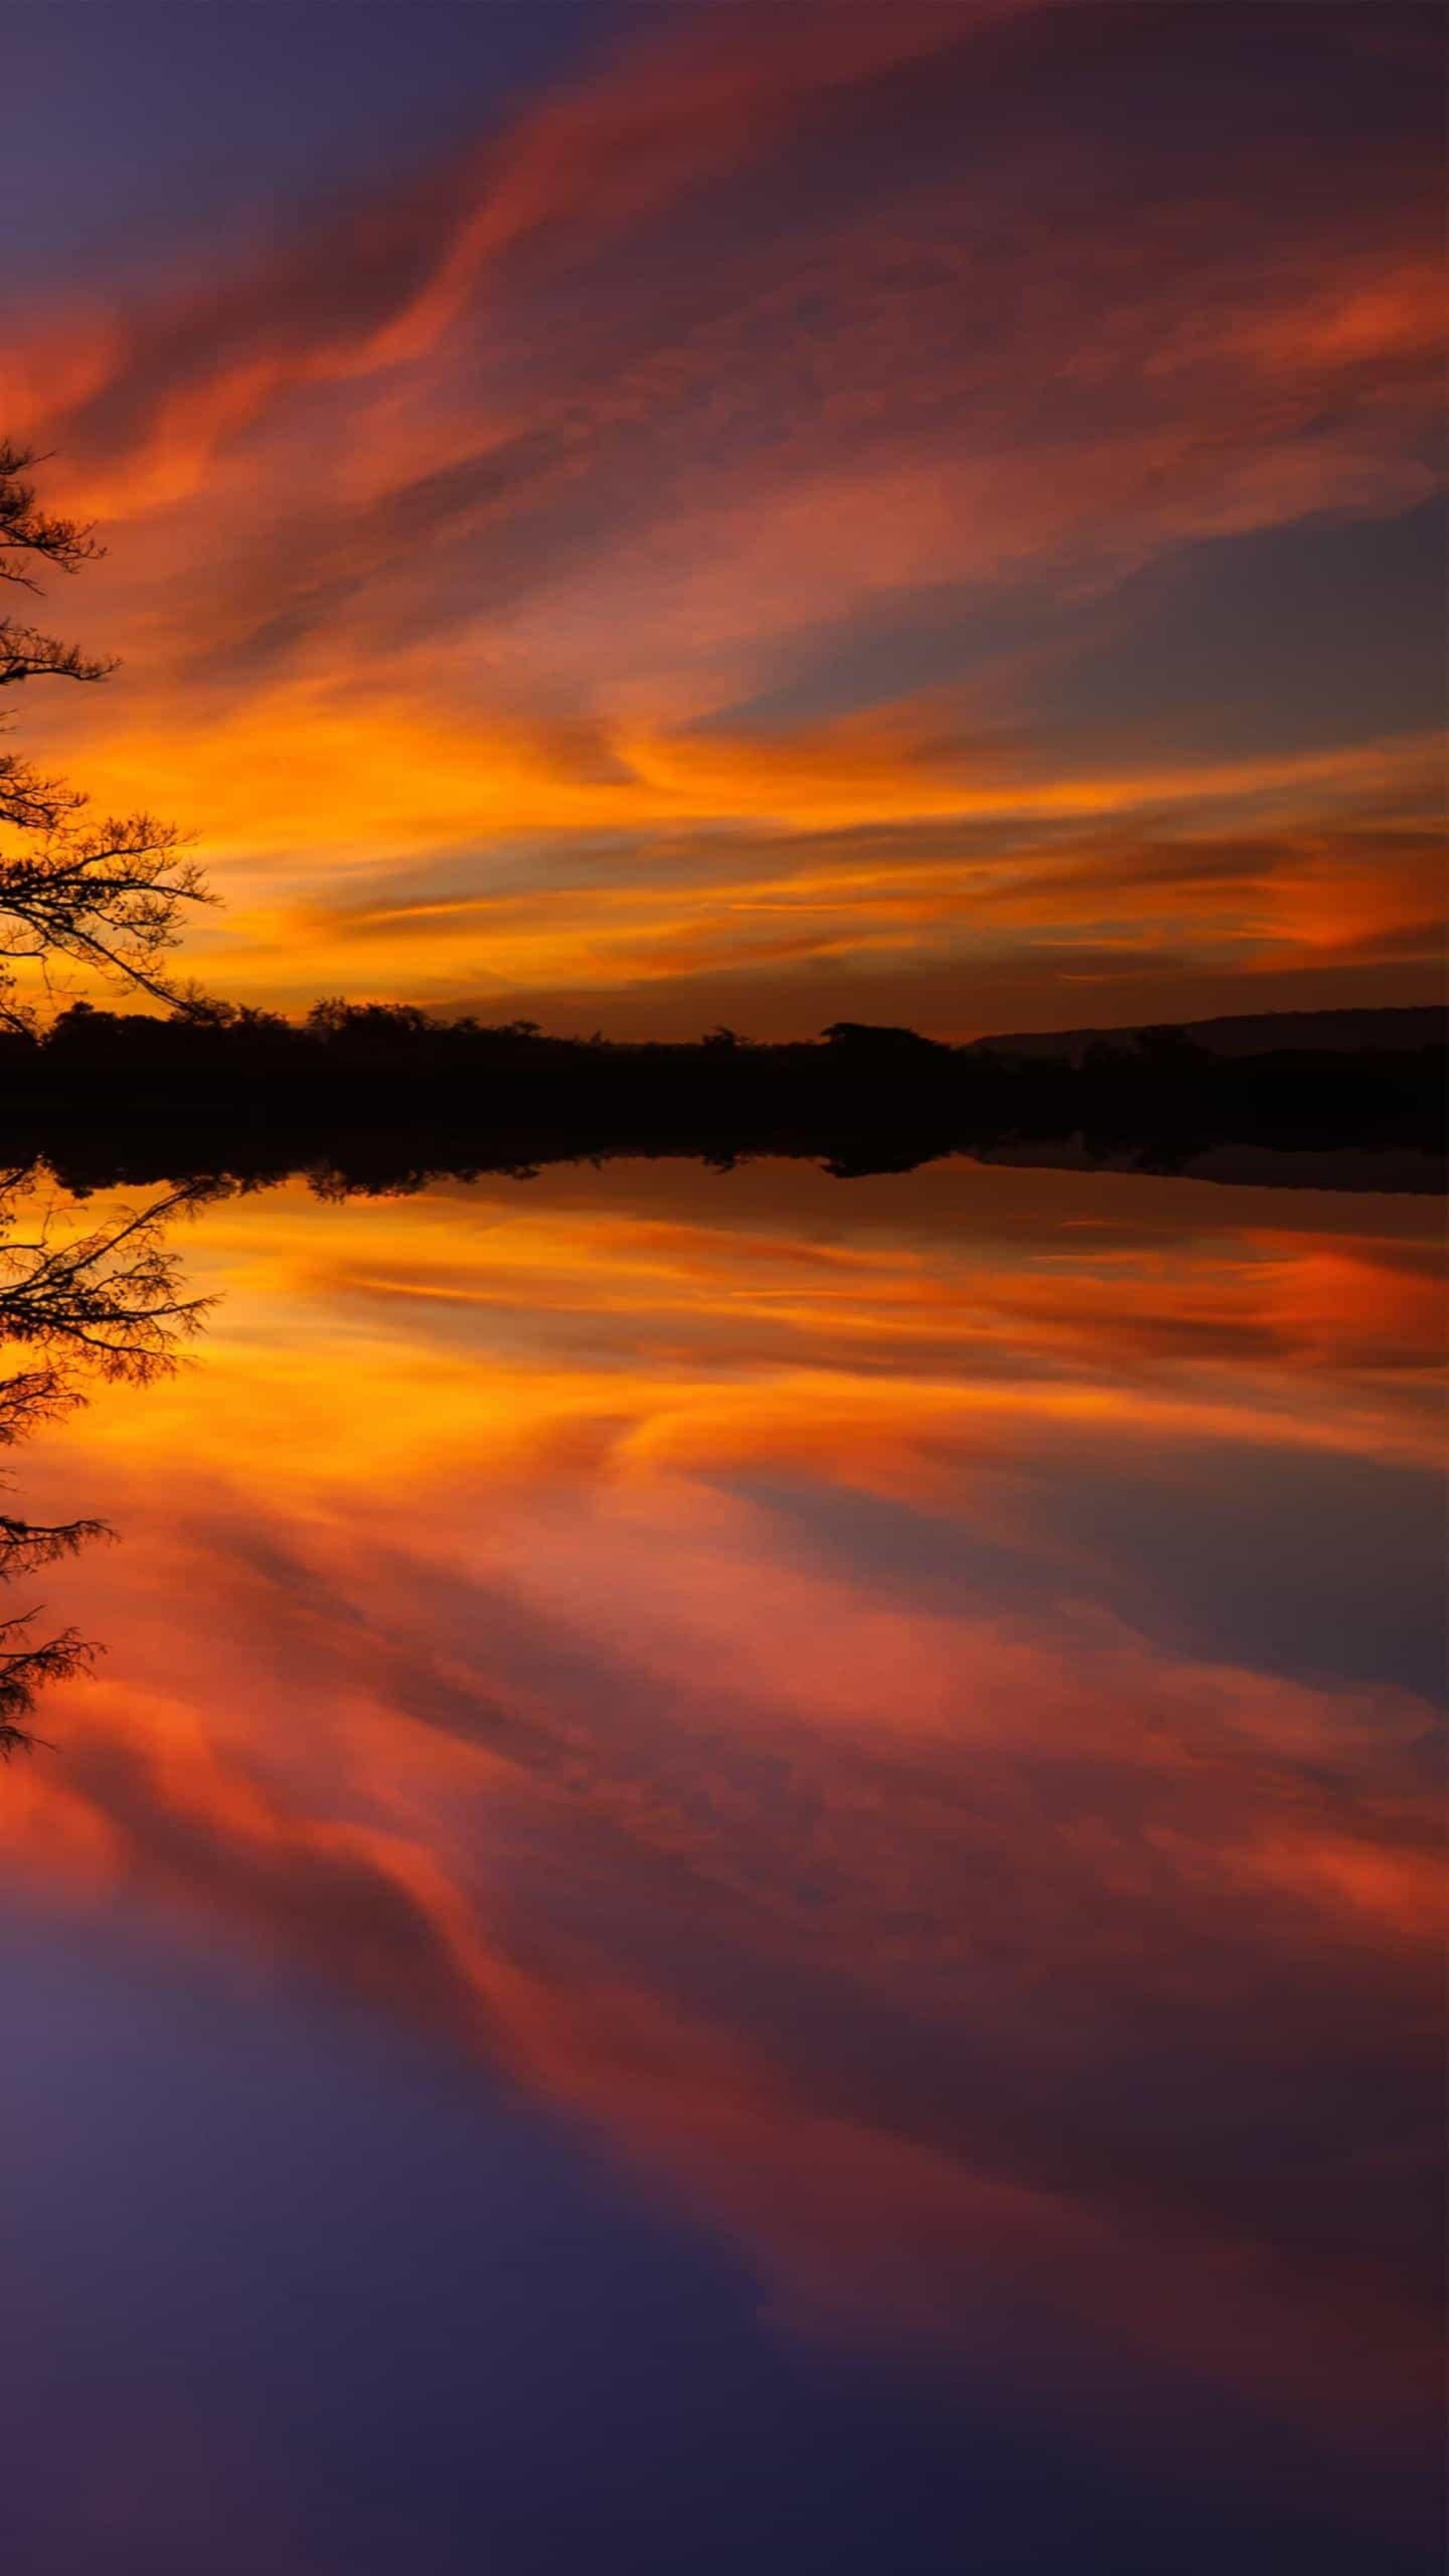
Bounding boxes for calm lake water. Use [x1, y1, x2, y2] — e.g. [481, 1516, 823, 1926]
[2, 1155, 1442, 2575]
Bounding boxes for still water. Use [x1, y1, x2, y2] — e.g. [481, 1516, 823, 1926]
[1, 1154, 1441, 2574]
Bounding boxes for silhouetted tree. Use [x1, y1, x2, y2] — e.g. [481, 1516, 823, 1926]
[0, 442, 211, 1029]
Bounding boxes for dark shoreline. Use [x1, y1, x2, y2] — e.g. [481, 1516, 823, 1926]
[10, 1077, 1443, 1199]
[4, 1002, 1441, 1196]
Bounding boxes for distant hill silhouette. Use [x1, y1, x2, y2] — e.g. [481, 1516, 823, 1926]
[965, 1005, 1447, 1066]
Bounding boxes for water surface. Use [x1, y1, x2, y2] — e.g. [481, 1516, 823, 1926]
[2, 1155, 1442, 2574]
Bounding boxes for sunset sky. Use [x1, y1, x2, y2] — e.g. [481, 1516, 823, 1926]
[8, 0, 1443, 1037]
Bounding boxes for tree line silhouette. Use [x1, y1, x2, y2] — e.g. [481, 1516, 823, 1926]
[2, 996, 1441, 1195]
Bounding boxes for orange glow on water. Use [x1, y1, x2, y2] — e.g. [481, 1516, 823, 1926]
[0, 1157, 1440, 2436]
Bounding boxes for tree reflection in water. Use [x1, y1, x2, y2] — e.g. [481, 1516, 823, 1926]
[0, 1171, 212, 1748]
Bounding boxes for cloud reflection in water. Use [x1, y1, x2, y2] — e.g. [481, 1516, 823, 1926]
[2, 1153, 1441, 2555]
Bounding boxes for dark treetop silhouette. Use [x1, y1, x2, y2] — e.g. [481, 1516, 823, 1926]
[0, 442, 210, 1029]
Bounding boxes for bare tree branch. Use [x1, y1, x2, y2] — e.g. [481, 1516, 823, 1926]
[0, 445, 211, 1026]
[0, 442, 104, 588]
[0, 619, 113, 688]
